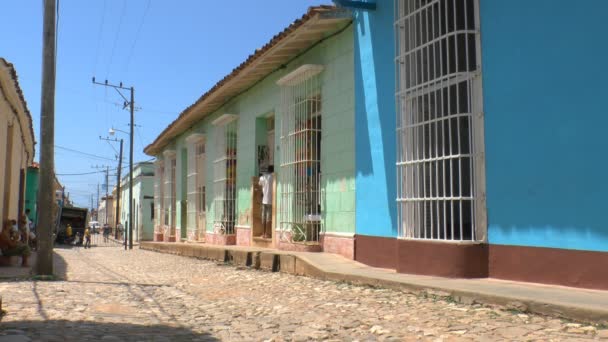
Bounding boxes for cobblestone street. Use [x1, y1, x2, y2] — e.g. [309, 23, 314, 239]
[1, 241, 607, 341]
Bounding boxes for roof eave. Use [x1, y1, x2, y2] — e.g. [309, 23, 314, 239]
[144, 6, 351, 156]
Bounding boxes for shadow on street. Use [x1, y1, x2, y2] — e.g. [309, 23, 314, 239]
[0, 320, 219, 341]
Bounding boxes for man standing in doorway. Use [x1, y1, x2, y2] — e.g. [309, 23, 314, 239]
[258, 165, 273, 239]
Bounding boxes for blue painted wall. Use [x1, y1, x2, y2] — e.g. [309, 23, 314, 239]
[481, 0, 608, 252]
[353, 2, 397, 237]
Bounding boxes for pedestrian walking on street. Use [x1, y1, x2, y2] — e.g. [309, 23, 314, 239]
[84, 226, 91, 249]
[103, 224, 110, 243]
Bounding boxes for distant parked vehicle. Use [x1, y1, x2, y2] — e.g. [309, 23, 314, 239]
[56, 207, 89, 244]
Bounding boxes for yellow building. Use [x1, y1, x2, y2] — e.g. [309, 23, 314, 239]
[0, 58, 35, 224]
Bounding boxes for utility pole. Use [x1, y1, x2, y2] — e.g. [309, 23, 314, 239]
[97, 183, 100, 216]
[100, 136, 123, 240]
[36, 0, 57, 276]
[128, 87, 134, 250]
[92, 77, 135, 250]
[105, 166, 109, 225]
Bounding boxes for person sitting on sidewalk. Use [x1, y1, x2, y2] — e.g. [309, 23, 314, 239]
[0, 219, 31, 267]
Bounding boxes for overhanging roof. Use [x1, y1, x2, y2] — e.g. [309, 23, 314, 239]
[144, 5, 351, 156]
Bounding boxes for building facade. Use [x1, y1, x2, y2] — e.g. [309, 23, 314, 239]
[144, 2, 608, 290]
[118, 162, 155, 242]
[351, 0, 608, 290]
[0, 58, 35, 225]
[97, 195, 114, 228]
[146, 6, 356, 257]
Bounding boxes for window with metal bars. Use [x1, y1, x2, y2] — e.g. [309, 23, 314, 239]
[186, 138, 199, 239]
[164, 156, 177, 236]
[154, 161, 164, 230]
[395, 0, 484, 241]
[196, 142, 206, 240]
[213, 120, 237, 235]
[278, 67, 323, 243]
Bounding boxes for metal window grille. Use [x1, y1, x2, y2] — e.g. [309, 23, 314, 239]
[163, 154, 176, 235]
[267, 116, 275, 167]
[186, 142, 197, 240]
[395, 0, 484, 241]
[279, 70, 323, 243]
[154, 161, 164, 233]
[213, 120, 237, 235]
[196, 142, 206, 240]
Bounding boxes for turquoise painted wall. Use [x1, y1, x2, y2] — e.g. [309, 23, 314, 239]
[481, 0, 608, 252]
[163, 24, 355, 235]
[25, 167, 39, 225]
[353, 2, 397, 238]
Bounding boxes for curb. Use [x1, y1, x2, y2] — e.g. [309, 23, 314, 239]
[139, 242, 608, 325]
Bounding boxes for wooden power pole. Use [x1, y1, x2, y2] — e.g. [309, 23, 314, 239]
[36, 0, 57, 276]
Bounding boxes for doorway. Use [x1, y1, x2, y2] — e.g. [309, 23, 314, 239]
[252, 114, 275, 247]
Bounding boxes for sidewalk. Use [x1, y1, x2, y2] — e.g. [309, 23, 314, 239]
[0, 252, 37, 279]
[140, 241, 608, 325]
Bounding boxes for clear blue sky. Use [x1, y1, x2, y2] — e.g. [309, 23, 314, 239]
[0, 0, 327, 208]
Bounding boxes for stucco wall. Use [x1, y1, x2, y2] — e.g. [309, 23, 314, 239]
[353, 2, 397, 238]
[481, 0, 608, 252]
[0, 97, 30, 223]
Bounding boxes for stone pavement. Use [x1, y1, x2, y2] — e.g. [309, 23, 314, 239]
[141, 242, 608, 325]
[0, 246, 607, 341]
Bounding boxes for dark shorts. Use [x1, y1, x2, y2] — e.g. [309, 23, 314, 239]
[261, 204, 272, 223]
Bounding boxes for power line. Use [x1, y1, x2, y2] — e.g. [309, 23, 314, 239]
[124, 0, 151, 75]
[93, 0, 107, 76]
[56, 170, 106, 176]
[106, 0, 127, 78]
[55, 145, 119, 162]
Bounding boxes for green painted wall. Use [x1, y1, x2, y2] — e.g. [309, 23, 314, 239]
[118, 162, 155, 241]
[160, 24, 355, 235]
[25, 167, 39, 225]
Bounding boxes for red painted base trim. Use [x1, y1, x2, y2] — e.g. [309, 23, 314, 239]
[154, 232, 164, 242]
[355, 235, 608, 289]
[321, 234, 354, 259]
[354, 235, 397, 269]
[205, 232, 236, 245]
[397, 239, 488, 278]
[489, 244, 608, 291]
[236, 227, 251, 246]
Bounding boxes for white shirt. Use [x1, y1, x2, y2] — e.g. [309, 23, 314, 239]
[258, 173, 273, 205]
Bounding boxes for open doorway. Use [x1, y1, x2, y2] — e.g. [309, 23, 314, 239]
[252, 114, 275, 247]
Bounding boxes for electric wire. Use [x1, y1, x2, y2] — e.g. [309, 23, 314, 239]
[106, 0, 127, 78]
[55, 145, 122, 162]
[93, 0, 107, 76]
[124, 0, 151, 75]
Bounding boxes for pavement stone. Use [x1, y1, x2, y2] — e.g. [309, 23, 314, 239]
[0, 245, 605, 341]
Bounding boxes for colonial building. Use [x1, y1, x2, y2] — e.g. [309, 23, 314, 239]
[145, 2, 608, 290]
[117, 162, 155, 242]
[97, 195, 114, 229]
[0, 58, 35, 225]
[351, 0, 608, 290]
[146, 6, 356, 258]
